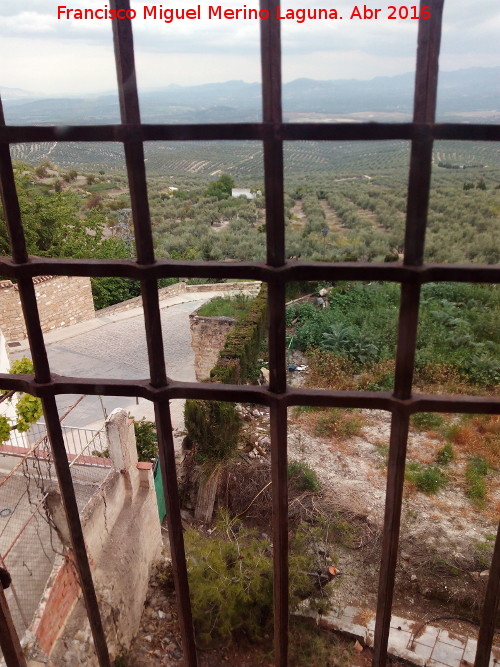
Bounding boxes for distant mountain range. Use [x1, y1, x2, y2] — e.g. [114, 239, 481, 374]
[2, 67, 499, 125]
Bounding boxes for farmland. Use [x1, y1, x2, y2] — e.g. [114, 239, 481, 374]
[9, 139, 500, 267]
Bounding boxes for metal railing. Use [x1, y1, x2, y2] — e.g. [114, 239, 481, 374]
[3, 422, 109, 463]
[0, 0, 498, 665]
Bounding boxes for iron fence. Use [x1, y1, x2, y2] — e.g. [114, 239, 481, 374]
[3, 422, 109, 463]
[0, 0, 498, 666]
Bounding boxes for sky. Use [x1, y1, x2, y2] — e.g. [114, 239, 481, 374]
[0, 0, 499, 96]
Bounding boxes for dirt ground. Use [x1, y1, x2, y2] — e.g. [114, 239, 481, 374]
[127, 378, 499, 665]
[228, 395, 499, 639]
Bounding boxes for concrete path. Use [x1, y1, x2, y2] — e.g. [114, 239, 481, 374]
[299, 605, 500, 667]
[13, 290, 238, 441]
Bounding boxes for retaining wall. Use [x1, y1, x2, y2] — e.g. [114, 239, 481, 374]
[0, 276, 95, 342]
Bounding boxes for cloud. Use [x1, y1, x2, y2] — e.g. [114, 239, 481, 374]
[0, 0, 498, 94]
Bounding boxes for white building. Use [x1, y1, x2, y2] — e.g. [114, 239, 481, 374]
[231, 188, 256, 200]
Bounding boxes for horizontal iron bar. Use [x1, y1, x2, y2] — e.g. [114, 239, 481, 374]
[1, 123, 499, 144]
[0, 257, 499, 284]
[0, 374, 498, 414]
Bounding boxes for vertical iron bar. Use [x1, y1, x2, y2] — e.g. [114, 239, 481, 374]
[110, 0, 168, 388]
[270, 400, 289, 667]
[42, 398, 112, 667]
[0, 583, 27, 667]
[474, 522, 500, 666]
[110, 3, 197, 661]
[372, 411, 410, 666]
[260, 1, 288, 664]
[373, 2, 444, 665]
[154, 401, 198, 666]
[404, 0, 444, 265]
[0, 97, 111, 667]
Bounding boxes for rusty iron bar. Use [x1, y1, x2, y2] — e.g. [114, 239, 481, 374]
[260, 0, 290, 663]
[41, 398, 112, 666]
[372, 1, 445, 665]
[154, 401, 198, 666]
[474, 521, 500, 666]
[0, 0, 497, 662]
[2, 123, 500, 144]
[0, 583, 27, 667]
[0, 373, 498, 415]
[110, 0, 168, 390]
[0, 95, 111, 667]
[110, 1, 198, 663]
[0, 257, 498, 285]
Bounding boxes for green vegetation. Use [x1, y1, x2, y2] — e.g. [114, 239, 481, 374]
[405, 462, 447, 494]
[133, 418, 158, 463]
[465, 457, 489, 505]
[313, 408, 364, 439]
[184, 513, 331, 647]
[0, 358, 43, 442]
[210, 285, 267, 384]
[197, 294, 252, 320]
[205, 173, 235, 200]
[184, 400, 241, 463]
[287, 460, 321, 492]
[185, 287, 266, 464]
[410, 412, 444, 431]
[436, 442, 455, 465]
[288, 281, 499, 390]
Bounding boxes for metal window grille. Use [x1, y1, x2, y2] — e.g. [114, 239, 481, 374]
[0, 1, 499, 665]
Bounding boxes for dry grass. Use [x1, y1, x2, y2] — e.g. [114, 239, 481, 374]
[449, 415, 500, 468]
[305, 349, 355, 390]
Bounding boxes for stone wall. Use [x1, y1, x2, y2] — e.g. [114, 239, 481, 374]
[0, 276, 95, 342]
[96, 280, 261, 318]
[28, 410, 162, 666]
[189, 305, 236, 381]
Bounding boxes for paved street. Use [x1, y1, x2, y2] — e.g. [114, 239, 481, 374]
[13, 293, 221, 442]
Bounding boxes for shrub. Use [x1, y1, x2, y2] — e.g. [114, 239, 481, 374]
[286, 302, 317, 327]
[357, 359, 395, 391]
[405, 463, 447, 494]
[288, 460, 320, 492]
[184, 400, 241, 463]
[306, 348, 354, 390]
[314, 408, 364, 439]
[446, 415, 500, 468]
[436, 442, 455, 465]
[197, 294, 252, 320]
[210, 284, 267, 384]
[410, 412, 444, 431]
[465, 457, 488, 505]
[133, 418, 158, 462]
[321, 324, 379, 365]
[184, 515, 323, 647]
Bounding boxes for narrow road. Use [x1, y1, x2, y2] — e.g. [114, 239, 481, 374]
[44, 298, 206, 435]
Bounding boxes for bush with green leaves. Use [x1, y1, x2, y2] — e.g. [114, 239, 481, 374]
[185, 514, 330, 647]
[290, 281, 498, 387]
[465, 457, 488, 505]
[0, 358, 43, 443]
[436, 442, 455, 465]
[133, 418, 158, 462]
[405, 462, 447, 494]
[410, 412, 444, 431]
[288, 460, 320, 492]
[184, 400, 241, 463]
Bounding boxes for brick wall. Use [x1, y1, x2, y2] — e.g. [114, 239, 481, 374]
[34, 554, 80, 655]
[0, 275, 95, 342]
